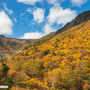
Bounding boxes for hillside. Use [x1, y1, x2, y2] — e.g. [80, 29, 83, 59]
[0, 35, 37, 59]
[0, 33, 55, 59]
[1, 20, 89, 90]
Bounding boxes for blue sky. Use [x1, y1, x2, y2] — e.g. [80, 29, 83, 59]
[0, 0, 90, 39]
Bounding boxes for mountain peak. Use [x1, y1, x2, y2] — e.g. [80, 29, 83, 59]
[56, 10, 90, 34]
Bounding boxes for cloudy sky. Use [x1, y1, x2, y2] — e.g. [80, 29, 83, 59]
[0, 0, 90, 39]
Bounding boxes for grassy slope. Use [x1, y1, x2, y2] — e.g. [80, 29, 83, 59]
[2, 21, 90, 89]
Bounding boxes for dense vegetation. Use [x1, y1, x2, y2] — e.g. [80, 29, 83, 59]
[0, 21, 90, 90]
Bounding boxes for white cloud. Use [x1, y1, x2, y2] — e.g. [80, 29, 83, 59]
[33, 8, 45, 23]
[26, 8, 32, 13]
[47, 5, 77, 25]
[0, 11, 13, 35]
[47, 0, 64, 5]
[17, 0, 41, 5]
[3, 3, 13, 15]
[47, 0, 59, 5]
[21, 23, 55, 39]
[71, 0, 87, 6]
[21, 32, 44, 39]
[13, 17, 17, 22]
[26, 8, 45, 24]
[20, 13, 25, 18]
[43, 24, 55, 34]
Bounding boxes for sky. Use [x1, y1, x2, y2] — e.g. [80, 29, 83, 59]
[0, 0, 90, 39]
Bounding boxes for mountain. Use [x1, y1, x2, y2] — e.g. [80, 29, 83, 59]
[2, 12, 89, 89]
[56, 10, 90, 34]
[0, 35, 37, 59]
[0, 35, 35, 51]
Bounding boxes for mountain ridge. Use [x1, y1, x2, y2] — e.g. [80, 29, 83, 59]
[55, 10, 90, 34]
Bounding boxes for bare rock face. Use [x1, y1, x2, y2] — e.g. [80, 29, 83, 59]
[55, 10, 90, 34]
